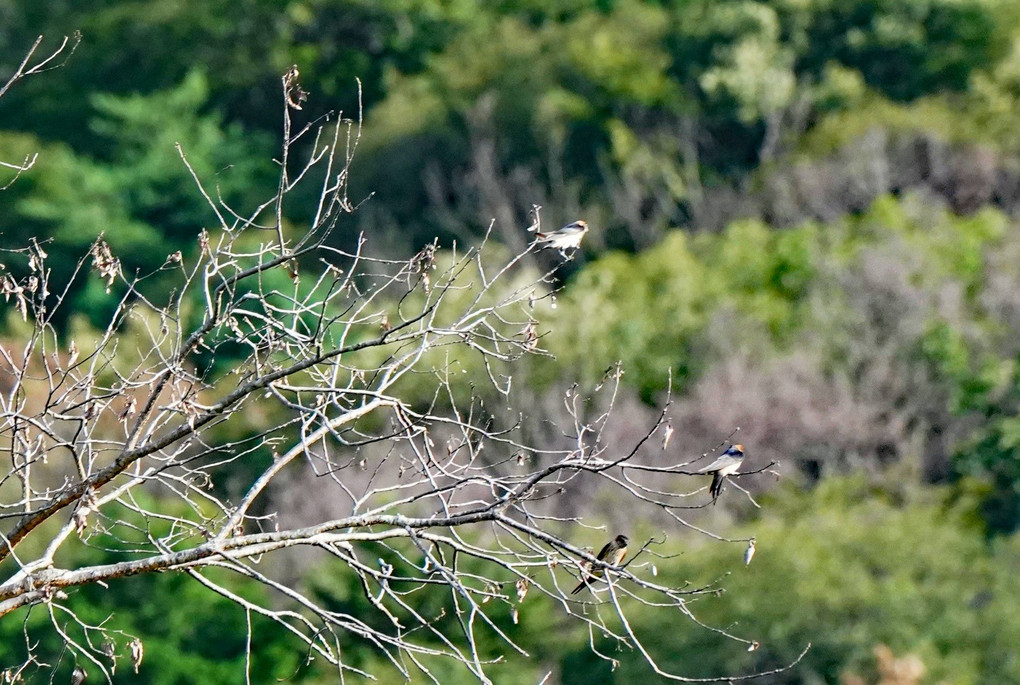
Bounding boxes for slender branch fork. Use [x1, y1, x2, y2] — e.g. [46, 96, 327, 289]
[0, 55, 803, 683]
[0, 35, 80, 188]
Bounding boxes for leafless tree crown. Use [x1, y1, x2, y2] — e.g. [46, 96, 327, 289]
[0, 54, 801, 683]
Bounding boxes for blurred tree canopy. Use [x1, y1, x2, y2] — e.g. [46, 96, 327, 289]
[4, 0, 1020, 258]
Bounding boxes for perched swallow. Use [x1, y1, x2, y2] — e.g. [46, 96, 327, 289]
[572, 534, 629, 594]
[699, 444, 745, 503]
[534, 220, 589, 253]
[744, 537, 756, 566]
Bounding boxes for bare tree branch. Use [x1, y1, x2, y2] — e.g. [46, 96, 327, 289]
[0, 35, 81, 187]
[0, 64, 802, 682]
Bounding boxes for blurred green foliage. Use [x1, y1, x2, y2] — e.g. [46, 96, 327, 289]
[0, 499, 305, 683]
[600, 476, 1020, 684]
[0, 71, 274, 327]
[38, 476, 1004, 684]
[533, 199, 998, 398]
[12, 475, 1011, 685]
[5, 0, 1020, 259]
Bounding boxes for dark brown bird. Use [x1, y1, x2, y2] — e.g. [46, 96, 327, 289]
[571, 534, 629, 594]
[698, 444, 745, 503]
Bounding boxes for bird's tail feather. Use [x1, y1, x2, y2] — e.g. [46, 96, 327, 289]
[710, 473, 723, 502]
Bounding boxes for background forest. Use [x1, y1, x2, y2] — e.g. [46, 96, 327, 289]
[4, 0, 1020, 682]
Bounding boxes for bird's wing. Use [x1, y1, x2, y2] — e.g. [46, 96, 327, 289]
[595, 540, 614, 561]
[698, 455, 735, 472]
